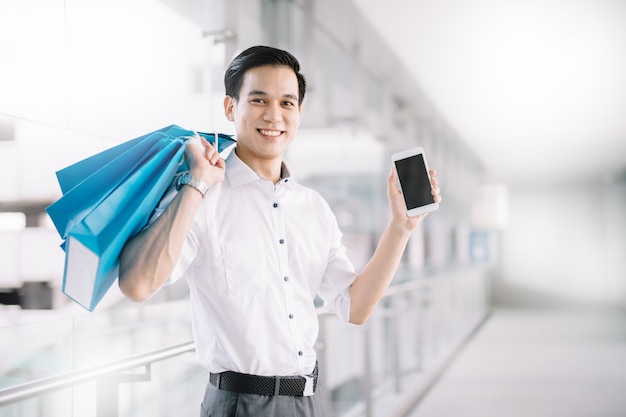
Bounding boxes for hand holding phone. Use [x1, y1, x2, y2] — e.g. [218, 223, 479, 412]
[391, 147, 439, 217]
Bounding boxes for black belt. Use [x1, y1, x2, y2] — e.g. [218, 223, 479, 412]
[209, 363, 318, 397]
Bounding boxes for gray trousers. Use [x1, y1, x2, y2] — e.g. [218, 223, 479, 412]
[200, 381, 324, 417]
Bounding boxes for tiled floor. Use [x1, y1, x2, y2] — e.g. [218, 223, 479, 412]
[407, 307, 626, 417]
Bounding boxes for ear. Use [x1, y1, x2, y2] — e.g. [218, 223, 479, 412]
[296, 103, 303, 127]
[224, 96, 236, 122]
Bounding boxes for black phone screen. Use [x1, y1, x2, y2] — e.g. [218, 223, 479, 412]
[394, 153, 434, 210]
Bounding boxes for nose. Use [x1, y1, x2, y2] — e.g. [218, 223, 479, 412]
[263, 101, 283, 122]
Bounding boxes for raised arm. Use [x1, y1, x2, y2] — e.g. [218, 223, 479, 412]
[348, 167, 441, 324]
[118, 137, 225, 301]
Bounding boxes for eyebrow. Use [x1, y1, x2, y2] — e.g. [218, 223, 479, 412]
[248, 90, 298, 102]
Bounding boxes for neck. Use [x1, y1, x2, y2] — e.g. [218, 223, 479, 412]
[235, 148, 283, 184]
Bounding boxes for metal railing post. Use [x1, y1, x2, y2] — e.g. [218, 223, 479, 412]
[0, 342, 195, 410]
[96, 365, 152, 417]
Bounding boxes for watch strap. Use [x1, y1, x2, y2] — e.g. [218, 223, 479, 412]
[176, 173, 210, 197]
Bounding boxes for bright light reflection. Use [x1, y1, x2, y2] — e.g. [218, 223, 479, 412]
[0, 212, 26, 231]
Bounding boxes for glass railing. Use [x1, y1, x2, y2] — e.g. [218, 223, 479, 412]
[1, 299, 193, 386]
[0, 265, 490, 417]
[0, 299, 198, 416]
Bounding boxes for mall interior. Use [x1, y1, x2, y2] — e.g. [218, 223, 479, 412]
[1, 1, 625, 416]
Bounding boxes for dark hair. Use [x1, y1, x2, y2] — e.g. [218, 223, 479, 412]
[224, 45, 307, 105]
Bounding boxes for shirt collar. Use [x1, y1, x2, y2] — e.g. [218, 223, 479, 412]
[280, 160, 294, 183]
[225, 148, 295, 188]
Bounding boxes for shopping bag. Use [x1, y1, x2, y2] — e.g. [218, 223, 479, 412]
[48, 125, 193, 238]
[56, 130, 155, 194]
[62, 135, 185, 310]
[54, 125, 236, 192]
[47, 126, 235, 241]
[46, 125, 236, 311]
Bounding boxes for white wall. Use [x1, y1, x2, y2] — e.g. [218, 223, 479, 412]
[495, 179, 626, 307]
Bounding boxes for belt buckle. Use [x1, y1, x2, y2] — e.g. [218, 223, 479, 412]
[302, 374, 315, 396]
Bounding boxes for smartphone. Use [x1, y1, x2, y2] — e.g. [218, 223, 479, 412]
[391, 147, 439, 216]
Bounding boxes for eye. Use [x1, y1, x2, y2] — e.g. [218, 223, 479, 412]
[282, 100, 296, 107]
[251, 98, 266, 104]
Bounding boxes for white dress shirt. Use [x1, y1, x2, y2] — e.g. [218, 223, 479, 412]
[154, 151, 358, 377]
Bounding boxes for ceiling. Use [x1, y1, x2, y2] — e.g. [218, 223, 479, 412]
[353, 0, 626, 186]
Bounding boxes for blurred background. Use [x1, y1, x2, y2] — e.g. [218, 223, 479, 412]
[1, 0, 625, 416]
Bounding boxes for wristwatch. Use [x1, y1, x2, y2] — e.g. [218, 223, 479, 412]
[176, 173, 210, 197]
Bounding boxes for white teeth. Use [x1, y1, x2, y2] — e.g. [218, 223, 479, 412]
[259, 129, 281, 137]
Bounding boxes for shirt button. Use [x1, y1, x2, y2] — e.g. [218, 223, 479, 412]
[289, 314, 294, 319]
[273, 202, 278, 208]
[279, 239, 285, 244]
[283, 276, 289, 282]
[298, 351, 303, 356]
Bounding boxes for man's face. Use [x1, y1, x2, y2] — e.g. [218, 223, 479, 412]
[224, 65, 302, 165]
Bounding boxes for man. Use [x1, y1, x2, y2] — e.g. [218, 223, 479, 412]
[119, 45, 441, 416]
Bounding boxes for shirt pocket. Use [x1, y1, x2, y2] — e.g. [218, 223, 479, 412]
[222, 238, 267, 293]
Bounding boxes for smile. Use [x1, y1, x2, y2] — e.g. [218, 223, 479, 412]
[258, 129, 283, 137]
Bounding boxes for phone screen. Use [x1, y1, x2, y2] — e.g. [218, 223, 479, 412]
[394, 153, 434, 210]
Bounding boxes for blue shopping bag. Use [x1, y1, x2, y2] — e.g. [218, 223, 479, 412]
[47, 126, 235, 241]
[54, 126, 235, 192]
[46, 125, 236, 311]
[62, 134, 185, 310]
[56, 129, 158, 194]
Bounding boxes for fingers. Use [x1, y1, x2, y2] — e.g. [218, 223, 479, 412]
[429, 169, 438, 187]
[428, 169, 442, 203]
[197, 136, 223, 166]
[388, 167, 402, 194]
[204, 143, 222, 165]
[185, 137, 224, 171]
[431, 183, 442, 203]
[213, 155, 226, 169]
